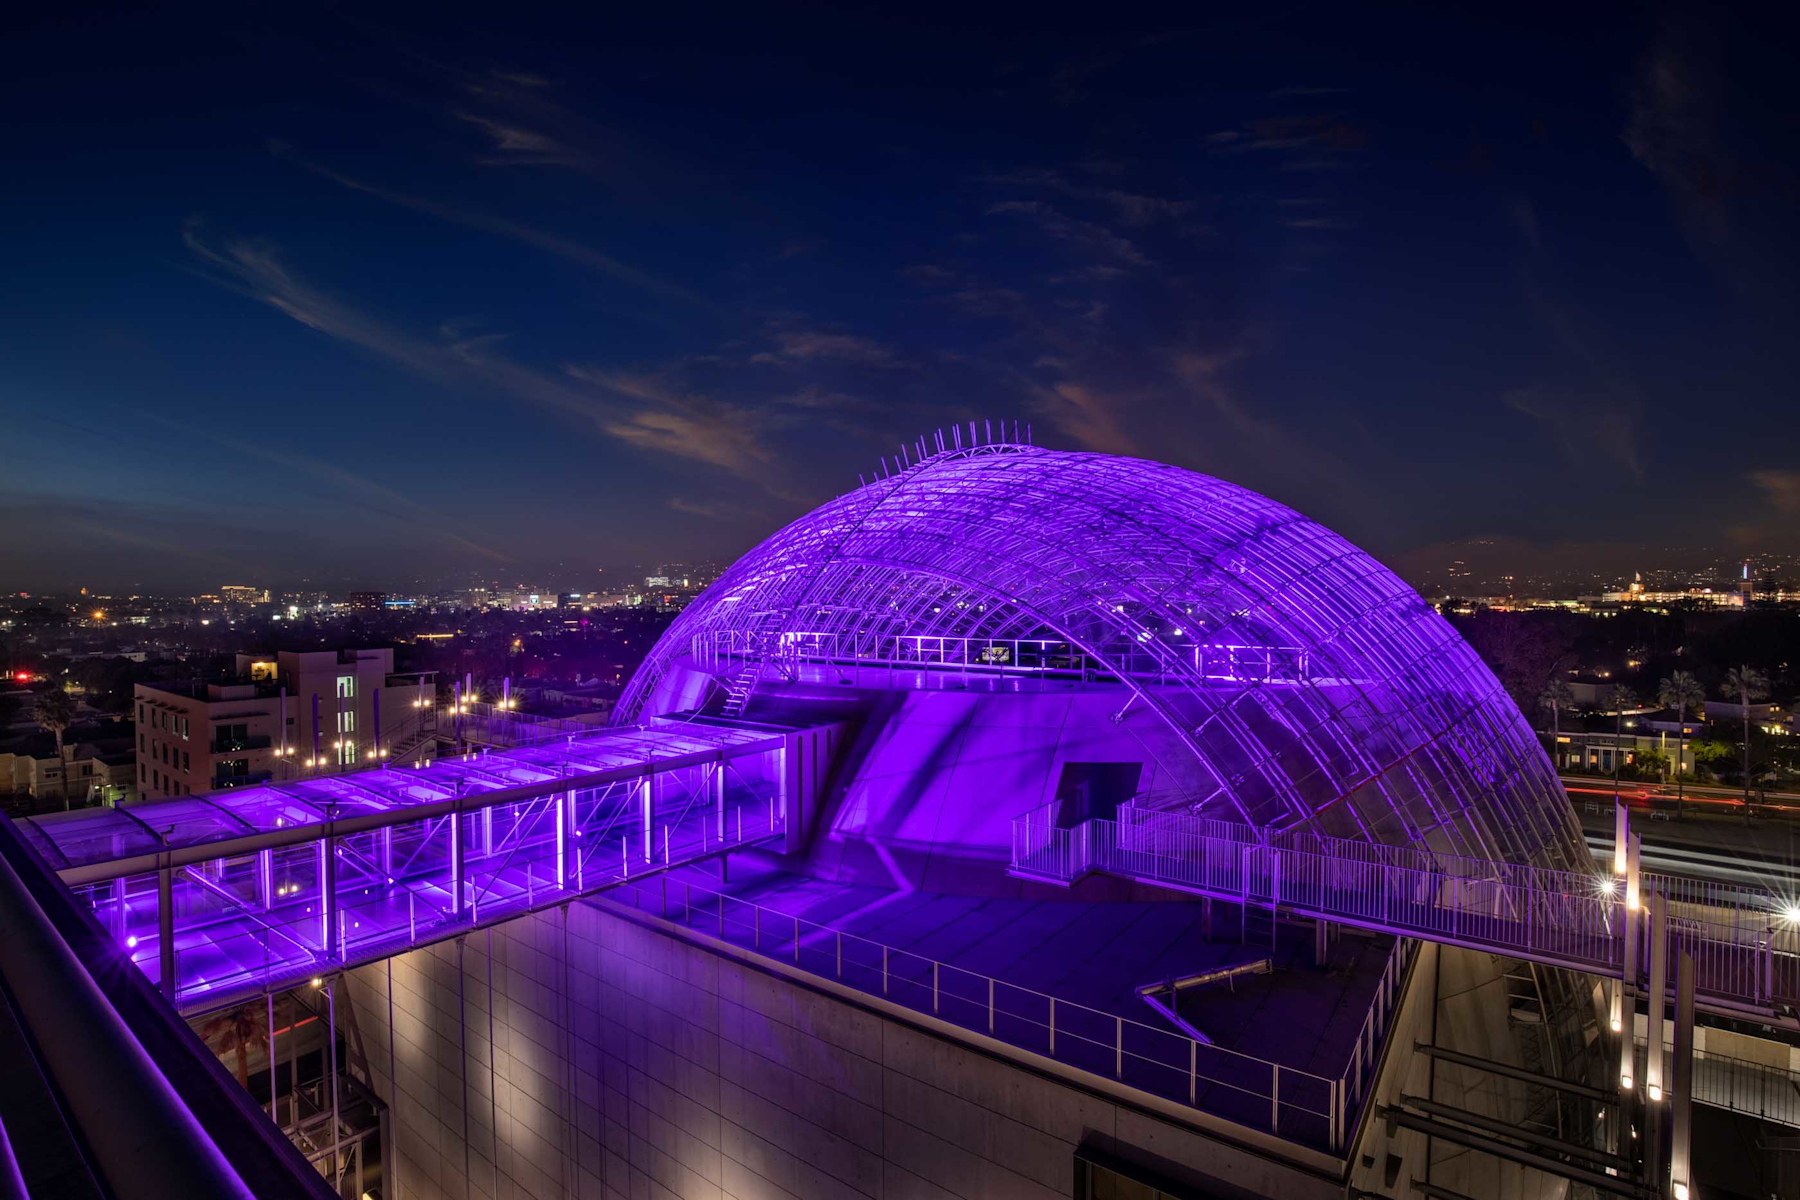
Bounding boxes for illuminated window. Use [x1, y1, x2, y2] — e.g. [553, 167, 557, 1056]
[336, 675, 356, 699]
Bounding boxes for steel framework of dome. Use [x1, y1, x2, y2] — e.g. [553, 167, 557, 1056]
[620, 429, 1584, 870]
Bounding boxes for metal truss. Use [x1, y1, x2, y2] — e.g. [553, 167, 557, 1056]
[621, 432, 1585, 870]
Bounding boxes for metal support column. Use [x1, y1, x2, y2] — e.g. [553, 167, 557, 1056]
[1621, 832, 1642, 1093]
[1671, 948, 1695, 1200]
[327, 979, 341, 1189]
[322, 807, 338, 960]
[1613, 798, 1628, 876]
[641, 774, 655, 862]
[156, 862, 175, 998]
[1646, 890, 1668, 1103]
[451, 808, 465, 920]
[715, 760, 726, 840]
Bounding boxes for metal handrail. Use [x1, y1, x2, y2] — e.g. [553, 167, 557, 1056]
[1015, 808, 1800, 1011]
[695, 628, 1317, 686]
[613, 874, 1353, 1151]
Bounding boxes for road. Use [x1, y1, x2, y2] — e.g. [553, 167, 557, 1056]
[1567, 774, 1800, 894]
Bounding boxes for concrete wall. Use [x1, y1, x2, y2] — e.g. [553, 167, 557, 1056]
[346, 897, 1342, 1200]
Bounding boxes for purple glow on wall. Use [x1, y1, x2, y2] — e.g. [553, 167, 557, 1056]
[621, 439, 1584, 870]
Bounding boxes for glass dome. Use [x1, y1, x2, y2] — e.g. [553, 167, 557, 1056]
[620, 434, 1583, 869]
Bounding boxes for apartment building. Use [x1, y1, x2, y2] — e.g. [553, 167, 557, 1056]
[134, 648, 434, 799]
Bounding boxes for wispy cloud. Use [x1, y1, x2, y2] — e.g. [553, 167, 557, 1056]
[192, 428, 515, 563]
[1504, 386, 1646, 481]
[183, 223, 783, 482]
[1749, 469, 1800, 512]
[453, 110, 569, 158]
[562, 367, 778, 475]
[982, 168, 1194, 227]
[1027, 378, 1141, 457]
[669, 495, 761, 522]
[750, 329, 904, 368]
[274, 146, 697, 304]
[984, 200, 1150, 267]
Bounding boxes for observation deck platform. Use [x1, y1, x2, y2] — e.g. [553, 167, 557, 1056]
[598, 858, 1405, 1154]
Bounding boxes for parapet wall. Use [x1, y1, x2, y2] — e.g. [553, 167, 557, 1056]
[344, 894, 1344, 1200]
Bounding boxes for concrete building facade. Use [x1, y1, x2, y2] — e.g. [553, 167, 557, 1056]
[134, 647, 430, 798]
[348, 895, 1368, 1200]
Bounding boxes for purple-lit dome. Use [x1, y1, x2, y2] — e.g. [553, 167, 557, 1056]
[620, 438, 1583, 869]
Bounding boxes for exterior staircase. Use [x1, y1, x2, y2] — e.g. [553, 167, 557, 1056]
[719, 664, 759, 719]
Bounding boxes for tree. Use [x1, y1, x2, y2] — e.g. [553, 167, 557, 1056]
[1611, 685, 1640, 801]
[1539, 679, 1573, 740]
[1722, 665, 1770, 814]
[1657, 670, 1705, 818]
[32, 688, 77, 810]
[1689, 738, 1734, 778]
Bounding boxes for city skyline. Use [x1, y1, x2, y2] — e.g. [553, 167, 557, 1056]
[4, 7, 1799, 590]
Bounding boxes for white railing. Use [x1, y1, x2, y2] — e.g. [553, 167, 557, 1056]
[610, 874, 1354, 1152]
[1012, 807, 1800, 1012]
[693, 629, 1313, 687]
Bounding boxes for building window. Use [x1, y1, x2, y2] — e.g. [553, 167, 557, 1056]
[215, 758, 250, 781]
[336, 675, 356, 699]
[181, 751, 189, 771]
[138, 734, 144, 753]
[137, 703, 144, 724]
[338, 710, 356, 734]
[139, 764, 145, 782]
[338, 739, 357, 766]
[181, 716, 189, 740]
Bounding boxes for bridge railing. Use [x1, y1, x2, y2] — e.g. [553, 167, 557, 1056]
[611, 874, 1354, 1153]
[447, 701, 610, 748]
[1013, 807, 1800, 1011]
[78, 758, 785, 1011]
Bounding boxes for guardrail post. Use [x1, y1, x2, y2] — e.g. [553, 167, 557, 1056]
[1189, 1040, 1197, 1105]
[836, 931, 842, 979]
[1271, 1064, 1280, 1132]
[933, 962, 940, 1013]
[988, 978, 995, 1032]
[754, 906, 760, 950]
[1049, 998, 1056, 1054]
[794, 915, 800, 964]
[1115, 1016, 1123, 1078]
[882, 946, 889, 994]
[157, 863, 175, 999]
[1761, 933, 1773, 1003]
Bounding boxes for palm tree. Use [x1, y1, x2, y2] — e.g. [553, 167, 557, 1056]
[1611, 684, 1640, 799]
[1722, 666, 1770, 815]
[32, 688, 77, 809]
[1657, 670, 1705, 818]
[1539, 678, 1573, 757]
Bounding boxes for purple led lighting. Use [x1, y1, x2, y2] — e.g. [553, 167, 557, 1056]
[621, 441, 1584, 870]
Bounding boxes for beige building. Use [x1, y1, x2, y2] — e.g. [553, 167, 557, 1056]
[134, 648, 435, 799]
[0, 726, 136, 807]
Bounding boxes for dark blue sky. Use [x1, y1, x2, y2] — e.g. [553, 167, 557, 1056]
[4, 4, 1796, 591]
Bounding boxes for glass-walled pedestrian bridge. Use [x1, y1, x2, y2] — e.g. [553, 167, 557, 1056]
[1014, 805, 1800, 1024]
[15, 720, 798, 1014]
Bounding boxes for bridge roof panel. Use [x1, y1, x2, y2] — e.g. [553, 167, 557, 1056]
[19, 721, 786, 871]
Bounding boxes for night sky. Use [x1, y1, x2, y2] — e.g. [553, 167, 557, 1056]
[4, 5, 1797, 591]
